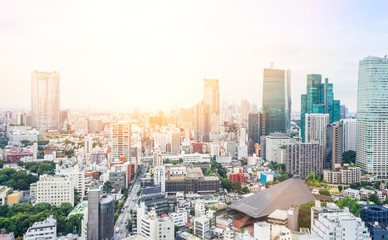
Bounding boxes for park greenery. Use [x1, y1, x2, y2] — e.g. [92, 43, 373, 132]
[18, 161, 56, 175]
[298, 201, 315, 228]
[0, 168, 38, 190]
[0, 202, 82, 237]
[342, 150, 356, 165]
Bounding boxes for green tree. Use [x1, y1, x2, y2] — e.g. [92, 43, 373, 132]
[232, 182, 242, 193]
[204, 168, 214, 176]
[337, 197, 361, 216]
[114, 213, 119, 223]
[342, 150, 356, 164]
[126, 219, 133, 232]
[103, 181, 113, 193]
[319, 189, 331, 196]
[221, 178, 232, 191]
[338, 185, 343, 192]
[17, 179, 28, 190]
[369, 194, 381, 205]
[298, 201, 315, 228]
[189, 207, 195, 216]
[242, 186, 250, 194]
[137, 189, 141, 196]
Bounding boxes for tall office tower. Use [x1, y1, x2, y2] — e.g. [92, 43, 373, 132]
[262, 67, 291, 136]
[59, 110, 68, 131]
[31, 71, 60, 131]
[305, 113, 330, 146]
[193, 101, 210, 142]
[248, 112, 265, 144]
[341, 119, 357, 152]
[241, 100, 250, 123]
[171, 132, 181, 154]
[340, 105, 348, 119]
[301, 74, 341, 141]
[87, 186, 114, 240]
[203, 79, 220, 132]
[111, 122, 132, 161]
[357, 56, 388, 177]
[285, 143, 323, 179]
[179, 107, 194, 140]
[326, 121, 343, 169]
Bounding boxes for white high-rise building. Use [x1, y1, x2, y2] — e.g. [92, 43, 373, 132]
[357, 56, 388, 177]
[58, 167, 86, 199]
[24, 215, 57, 240]
[31, 71, 60, 131]
[203, 79, 220, 133]
[342, 119, 357, 152]
[35, 174, 74, 207]
[111, 122, 132, 162]
[154, 165, 166, 193]
[305, 113, 330, 145]
[241, 100, 250, 123]
[139, 208, 174, 240]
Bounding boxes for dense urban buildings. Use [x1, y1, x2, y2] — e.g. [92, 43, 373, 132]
[262, 66, 291, 136]
[342, 119, 357, 152]
[301, 74, 341, 142]
[31, 71, 60, 131]
[357, 56, 388, 177]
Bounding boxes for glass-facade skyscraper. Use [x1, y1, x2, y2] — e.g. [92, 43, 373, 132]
[357, 56, 388, 177]
[262, 67, 291, 136]
[300, 74, 341, 142]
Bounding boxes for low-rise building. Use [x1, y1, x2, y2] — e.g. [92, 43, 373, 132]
[6, 191, 23, 205]
[194, 216, 210, 239]
[323, 165, 361, 184]
[24, 215, 57, 240]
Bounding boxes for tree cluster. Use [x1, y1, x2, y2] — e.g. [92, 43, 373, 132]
[0, 168, 38, 190]
[0, 202, 82, 237]
[21, 161, 56, 176]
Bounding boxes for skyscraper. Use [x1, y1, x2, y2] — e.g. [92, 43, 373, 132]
[111, 122, 132, 161]
[241, 100, 250, 123]
[301, 74, 341, 141]
[31, 71, 60, 131]
[248, 112, 265, 144]
[262, 67, 291, 136]
[87, 186, 114, 240]
[203, 79, 219, 132]
[341, 119, 357, 152]
[305, 113, 330, 146]
[357, 56, 388, 177]
[193, 101, 210, 142]
[326, 121, 343, 169]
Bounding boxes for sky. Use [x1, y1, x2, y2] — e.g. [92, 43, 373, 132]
[1, 0, 388, 112]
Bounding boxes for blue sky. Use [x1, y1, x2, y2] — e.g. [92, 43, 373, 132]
[1, 0, 388, 112]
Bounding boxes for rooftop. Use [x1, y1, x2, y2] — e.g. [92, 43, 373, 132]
[229, 176, 315, 218]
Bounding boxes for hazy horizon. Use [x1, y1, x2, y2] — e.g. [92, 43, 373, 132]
[2, 0, 388, 112]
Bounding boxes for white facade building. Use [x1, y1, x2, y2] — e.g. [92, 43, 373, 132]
[182, 153, 211, 164]
[311, 207, 370, 240]
[265, 133, 294, 163]
[31, 71, 60, 131]
[194, 216, 210, 239]
[35, 174, 74, 207]
[24, 215, 57, 240]
[170, 209, 188, 227]
[154, 165, 166, 193]
[305, 113, 330, 146]
[139, 208, 174, 240]
[341, 119, 357, 152]
[58, 167, 86, 199]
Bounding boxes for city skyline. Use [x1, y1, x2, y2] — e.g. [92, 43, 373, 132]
[2, 1, 388, 112]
